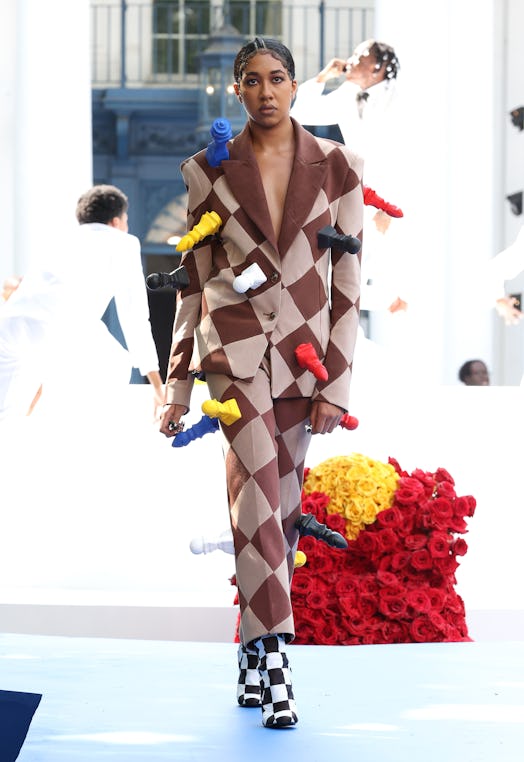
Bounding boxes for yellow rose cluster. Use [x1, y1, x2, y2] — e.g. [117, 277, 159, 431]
[303, 453, 400, 539]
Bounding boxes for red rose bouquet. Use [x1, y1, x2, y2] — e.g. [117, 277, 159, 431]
[290, 454, 476, 645]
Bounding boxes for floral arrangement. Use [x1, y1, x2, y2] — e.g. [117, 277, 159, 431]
[302, 453, 400, 540]
[291, 454, 476, 645]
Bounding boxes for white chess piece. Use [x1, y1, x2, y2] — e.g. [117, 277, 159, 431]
[189, 528, 234, 555]
[232, 263, 267, 293]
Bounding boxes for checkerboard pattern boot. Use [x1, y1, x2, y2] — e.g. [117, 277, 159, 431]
[236, 644, 261, 707]
[253, 635, 298, 728]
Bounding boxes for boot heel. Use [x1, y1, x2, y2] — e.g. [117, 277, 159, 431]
[253, 635, 298, 728]
[236, 644, 261, 707]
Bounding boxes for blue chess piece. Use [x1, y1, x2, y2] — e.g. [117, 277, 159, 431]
[171, 415, 220, 447]
[205, 118, 232, 167]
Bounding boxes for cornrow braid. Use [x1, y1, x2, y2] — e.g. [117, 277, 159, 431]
[369, 41, 400, 80]
[233, 37, 296, 84]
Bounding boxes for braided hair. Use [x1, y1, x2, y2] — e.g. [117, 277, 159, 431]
[368, 40, 400, 81]
[234, 37, 296, 84]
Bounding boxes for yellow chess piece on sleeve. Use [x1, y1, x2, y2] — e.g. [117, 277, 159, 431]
[176, 211, 222, 252]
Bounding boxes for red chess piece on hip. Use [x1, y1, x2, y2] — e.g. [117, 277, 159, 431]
[295, 343, 328, 381]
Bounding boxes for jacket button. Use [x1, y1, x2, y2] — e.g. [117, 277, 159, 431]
[270, 272, 279, 283]
[268, 311, 276, 320]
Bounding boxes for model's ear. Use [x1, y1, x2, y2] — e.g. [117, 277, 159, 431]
[234, 83, 242, 102]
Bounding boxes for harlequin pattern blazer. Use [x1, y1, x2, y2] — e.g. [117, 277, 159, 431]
[165, 117, 363, 413]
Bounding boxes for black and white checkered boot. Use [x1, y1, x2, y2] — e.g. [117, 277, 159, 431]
[236, 643, 261, 707]
[253, 634, 298, 728]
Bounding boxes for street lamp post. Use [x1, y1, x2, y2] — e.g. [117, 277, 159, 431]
[197, 15, 245, 147]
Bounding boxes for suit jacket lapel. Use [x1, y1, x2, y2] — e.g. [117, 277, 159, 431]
[222, 124, 278, 251]
[222, 118, 328, 257]
[278, 119, 328, 256]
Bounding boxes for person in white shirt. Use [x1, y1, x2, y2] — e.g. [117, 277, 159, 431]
[291, 39, 401, 199]
[485, 225, 524, 326]
[292, 39, 412, 379]
[0, 184, 163, 422]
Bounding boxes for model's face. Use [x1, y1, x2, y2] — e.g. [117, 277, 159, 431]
[344, 41, 380, 87]
[235, 52, 297, 128]
[465, 362, 490, 386]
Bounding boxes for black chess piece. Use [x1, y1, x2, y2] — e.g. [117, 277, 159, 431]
[295, 512, 348, 549]
[317, 225, 361, 254]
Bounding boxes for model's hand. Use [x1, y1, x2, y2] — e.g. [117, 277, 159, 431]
[316, 58, 347, 83]
[495, 296, 523, 326]
[309, 401, 344, 434]
[159, 404, 187, 437]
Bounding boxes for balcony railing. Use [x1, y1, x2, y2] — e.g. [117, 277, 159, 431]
[90, 1, 373, 88]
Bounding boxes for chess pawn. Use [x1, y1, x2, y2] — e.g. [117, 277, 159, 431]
[190, 528, 307, 568]
[232, 263, 267, 293]
[190, 529, 235, 555]
[176, 211, 222, 252]
[206, 118, 233, 167]
[201, 398, 241, 425]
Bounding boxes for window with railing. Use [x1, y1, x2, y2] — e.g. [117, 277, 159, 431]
[90, 1, 373, 87]
[150, 1, 282, 78]
[152, 1, 209, 78]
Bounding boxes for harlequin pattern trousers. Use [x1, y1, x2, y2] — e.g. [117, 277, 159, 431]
[206, 359, 311, 646]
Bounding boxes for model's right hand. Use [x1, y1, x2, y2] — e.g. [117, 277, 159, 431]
[159, 403, 187, 438]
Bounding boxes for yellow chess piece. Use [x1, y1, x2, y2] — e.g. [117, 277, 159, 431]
[176, 211, 222, 252]
[201, 398, 241, 425]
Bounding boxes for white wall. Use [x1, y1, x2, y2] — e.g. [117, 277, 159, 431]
[0, 0, 93, 280]
[375, 0, 524, 385]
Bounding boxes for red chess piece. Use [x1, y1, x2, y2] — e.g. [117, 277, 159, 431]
[339, 413, 359, 430]
[363, 185, 404, 218]
[295, 343, 328, 381]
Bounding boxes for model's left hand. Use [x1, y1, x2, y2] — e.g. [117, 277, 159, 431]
[309, 401, 344, 434]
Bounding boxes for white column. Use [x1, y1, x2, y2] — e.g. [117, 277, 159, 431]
[0, 1, 17, 280]
[12, 0, 93, 275]
[373, 0, 500, 384]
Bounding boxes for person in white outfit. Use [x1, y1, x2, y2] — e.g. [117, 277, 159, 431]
[0, 184, 163, 422]
[291, 39, 413, 382]
[486, 225, 524, 326]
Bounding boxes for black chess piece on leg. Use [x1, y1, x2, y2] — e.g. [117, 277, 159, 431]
[295, 512, 348, 549]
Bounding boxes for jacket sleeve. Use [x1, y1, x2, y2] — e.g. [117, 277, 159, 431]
[164, 159, 213, 411]
[313, 147, 364, 411]
[112, 234, 160, 376]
